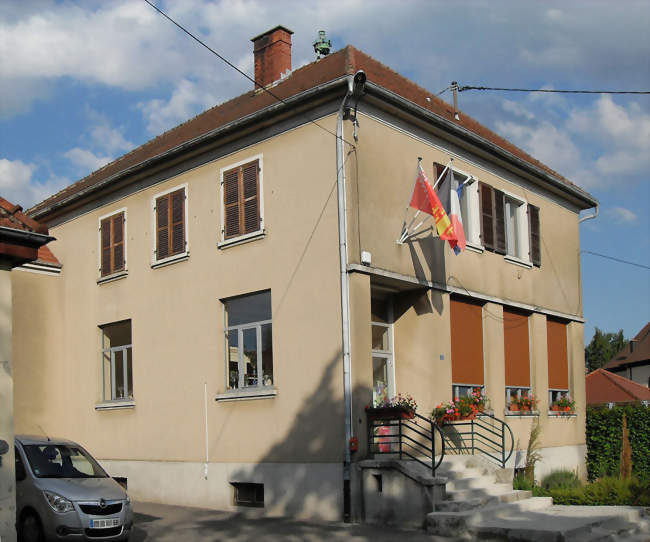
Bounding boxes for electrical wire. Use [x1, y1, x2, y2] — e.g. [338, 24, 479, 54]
[143, 0, 353, 146]
[581, 250, 650, 270]
[458, 86, 650, 95]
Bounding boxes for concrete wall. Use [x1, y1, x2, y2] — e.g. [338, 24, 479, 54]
[0, 266, 16, 542]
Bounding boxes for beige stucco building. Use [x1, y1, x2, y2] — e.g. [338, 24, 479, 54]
[14, 27, 597, 521]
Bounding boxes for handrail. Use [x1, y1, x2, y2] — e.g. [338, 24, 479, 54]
[366, 410, 445, 476]
[438, 412, 514, 468]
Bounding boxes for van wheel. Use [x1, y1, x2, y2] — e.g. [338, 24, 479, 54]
[19, 511, 44, 542]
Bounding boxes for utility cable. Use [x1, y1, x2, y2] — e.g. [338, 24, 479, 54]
[458, 86, 650, 95]
[581, 250, 650, 270]
[143, 0, 353, 146]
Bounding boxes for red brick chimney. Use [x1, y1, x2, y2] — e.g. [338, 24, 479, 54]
[251, 25, 293, 89]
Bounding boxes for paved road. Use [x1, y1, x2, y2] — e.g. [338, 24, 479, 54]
[130, 502, 452, 542]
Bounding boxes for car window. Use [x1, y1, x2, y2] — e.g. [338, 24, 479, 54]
[23, 444, 108, 479]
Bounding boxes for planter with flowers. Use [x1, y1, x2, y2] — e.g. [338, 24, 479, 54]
[508, 393, 538, 415]
[365, 393, 417, 421]
[432, 388, 488, 424]
[550, 395, 576, 415]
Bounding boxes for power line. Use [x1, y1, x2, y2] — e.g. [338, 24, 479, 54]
[458, 85, 650, 95]
[142, 0, 352, 145]
[581, 250, 650, 270]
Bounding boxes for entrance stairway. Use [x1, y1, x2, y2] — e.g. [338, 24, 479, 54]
[363, 412, 650, 540]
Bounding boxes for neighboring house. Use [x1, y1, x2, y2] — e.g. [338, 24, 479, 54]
[586, 368, 650, 406]
[602, 323, 650, 387]
[14, 26, 597, 520]
[0, 197, 55, 542]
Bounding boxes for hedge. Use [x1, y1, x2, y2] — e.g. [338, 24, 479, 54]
[533, 477, 650, 506]
[586, 404, 650, 481]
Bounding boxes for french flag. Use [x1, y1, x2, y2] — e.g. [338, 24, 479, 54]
[437, 166, 467, 254]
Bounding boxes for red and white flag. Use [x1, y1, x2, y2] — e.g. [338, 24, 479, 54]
[436, 165, 467, 254]
[409, 163, 455, 241]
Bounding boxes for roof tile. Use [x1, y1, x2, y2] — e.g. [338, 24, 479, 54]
[586, 368, 650, 405]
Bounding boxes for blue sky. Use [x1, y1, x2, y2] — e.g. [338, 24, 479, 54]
[1, 1, 648, 343]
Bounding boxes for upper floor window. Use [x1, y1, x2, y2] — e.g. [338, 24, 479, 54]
[479, 182, 540, 266]
[220, 157, 263, 244]
[99, 210, 126, 278]
[224, 290, 273, 390]
[153, 185, 188, 265]
[100, 320, 133, 402]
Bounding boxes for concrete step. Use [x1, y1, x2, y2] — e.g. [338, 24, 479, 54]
[435, 490, 532, 512]
[445, 474, 495, 491]
[446, 482, 515, 501]
[427, 496, 553, 537]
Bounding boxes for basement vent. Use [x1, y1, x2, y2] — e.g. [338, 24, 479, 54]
[372, 473, 383, 493]
[231, 482, 264, 507]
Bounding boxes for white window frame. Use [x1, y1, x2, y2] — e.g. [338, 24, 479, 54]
[97, 207, 128, 284]
[218, 154, 265, 248]
[151, 183, 189, 268]
[371, 298, 396, 403]
[452, 384, 484, 399]
[501, 189, 531, 266]
[99, 321, 133, 404]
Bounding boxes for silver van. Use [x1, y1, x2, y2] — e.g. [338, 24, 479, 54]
[14, 435, 133, 542]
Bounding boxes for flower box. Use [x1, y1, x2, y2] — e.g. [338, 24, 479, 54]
[366, 406, 415, 421]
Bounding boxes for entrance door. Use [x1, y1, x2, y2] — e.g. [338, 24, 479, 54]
[371, 295, 394, 405]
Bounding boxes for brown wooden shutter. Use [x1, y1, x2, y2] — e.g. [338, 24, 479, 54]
[242, 161, 259, 234]
[224, 168, 240, 239]
[112, 214, 124, 272]
[170, 189, 185, 255]
[156, 194, 170, 259]
[504, 309, 530, 387]
[547, 318, 569, 389]
[450, 297, 484, 386]
[528, 204, 541, 266]
[434, 162, 446, 185]
[223, 160, 260, 239]
[100, 218, 111, 276]
[494, 189, 506, 254]
[479, 182, 495, 250]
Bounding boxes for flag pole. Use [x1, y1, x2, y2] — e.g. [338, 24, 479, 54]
[397, 157, 424, 244]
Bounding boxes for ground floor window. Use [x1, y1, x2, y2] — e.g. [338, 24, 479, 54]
[100, 320, 133, 401]
[224, 290, 273, 390]
[505, 386, 532, 408]
[452, 383, 484, 399]
[371, 293, 394, 405]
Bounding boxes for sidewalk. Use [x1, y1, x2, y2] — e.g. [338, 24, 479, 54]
[130, 502, 453, 542]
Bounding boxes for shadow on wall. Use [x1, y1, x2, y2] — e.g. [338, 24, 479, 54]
[225, 352, 371, 521]
[406, 236, 445, 315]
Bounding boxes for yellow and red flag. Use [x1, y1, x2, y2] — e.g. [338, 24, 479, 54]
[409, 163, 455, 240]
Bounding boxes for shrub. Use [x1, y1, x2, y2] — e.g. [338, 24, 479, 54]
[533, 476, 650, 506]
[513, 474, 533, 491]
[540, 469, 582, 490]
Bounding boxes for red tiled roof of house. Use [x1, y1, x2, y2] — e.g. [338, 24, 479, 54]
[27, 46, 595, 220]
[35, 245, 62, 268]
[586, 368, 650, 405]
[0, 197, 49, 234]
[603, 322, 650, 369]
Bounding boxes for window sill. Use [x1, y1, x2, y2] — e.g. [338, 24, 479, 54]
[218, 230, 265, 250]
[97, 270, 128, 285]
[504, 255, 533, 269]
[215, 387, 277, 402]
[505, 410, 540, 417]
[465, 242, 484, 254]
[151, 252, 189, 269]
[95, 400, 135, 411]
[548, 411, 577, 418]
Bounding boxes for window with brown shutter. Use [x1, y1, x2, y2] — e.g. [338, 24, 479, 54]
[155, 188, 186, 260]
[100, 212, 125, 277]
[479, 182, 494, 250]
[451, 297, 485, 389]
[494, 189, 506, 254]
[528, 204, 541, 266]
[547, 318, 569, 391]
[222, 160, 261, 240]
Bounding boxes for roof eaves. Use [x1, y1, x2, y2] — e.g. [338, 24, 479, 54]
[364, 81, 599, 209]
[29, 75, 351, 221]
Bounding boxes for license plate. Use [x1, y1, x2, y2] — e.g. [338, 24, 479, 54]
[90, 518, 120, 529]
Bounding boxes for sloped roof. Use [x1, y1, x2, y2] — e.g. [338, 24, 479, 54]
[0, 197, 49, 234]
[586, 368, 650, 405]
[35, 245, 62, 268]
[603, 322, 650, 370]
[27, 45, 597, 221]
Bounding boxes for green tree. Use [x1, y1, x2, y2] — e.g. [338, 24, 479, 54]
[585, 328, 628, 372]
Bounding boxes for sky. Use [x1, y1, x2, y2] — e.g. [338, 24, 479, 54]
[1, 0, 648, 343]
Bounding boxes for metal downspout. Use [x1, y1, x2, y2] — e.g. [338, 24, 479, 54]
[337, 76, 354, 506]
[579, 203, 599, 223]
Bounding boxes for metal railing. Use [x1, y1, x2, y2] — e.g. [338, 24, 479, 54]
[367, 411, 445, 476]
[439, 413, 514, 468]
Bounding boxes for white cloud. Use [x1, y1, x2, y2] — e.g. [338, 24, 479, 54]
[606, 207, 638, 224]
[0, 158, 69, 208]
[85, 109, 133, 155]
[501, 100, 535, 120]
[63, 148, 112, 173]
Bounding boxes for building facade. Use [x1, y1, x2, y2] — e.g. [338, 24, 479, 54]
[14, 28, 597, 520]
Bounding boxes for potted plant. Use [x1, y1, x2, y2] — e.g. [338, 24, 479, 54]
[509, 393, 537, 413]
[431, 388, 488, 424]
[551, 394, 575, 414]
[366, 393, 417, 420]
